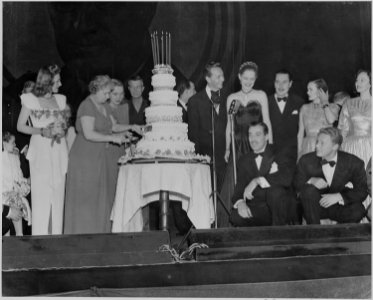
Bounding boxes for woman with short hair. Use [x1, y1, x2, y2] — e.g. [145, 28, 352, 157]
[64, 75, 133, 234]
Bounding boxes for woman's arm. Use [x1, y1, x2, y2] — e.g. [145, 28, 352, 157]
[297, 106, 305, 159]
[318, 89, 338, 124]
[323, 103, 340, 124]
[17, 106, 43, 136]
[81, 116, 126, 144]
[337, 103, 350, 138]
[260, 92, 273, 144]
[110, 115, 143, 135]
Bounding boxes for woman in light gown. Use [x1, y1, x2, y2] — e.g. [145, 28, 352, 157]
[297, 78, 339, 160]
[338, 70, 371, 217]
[338, 70, 371, 167]
[220, 61, 273, 227]
[17, 64, 68, 235]
[105, 79, 142, 213]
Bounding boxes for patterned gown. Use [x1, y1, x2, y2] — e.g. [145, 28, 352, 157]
[20, 93, 68, 235]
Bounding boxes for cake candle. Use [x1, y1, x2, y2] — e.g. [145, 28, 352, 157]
[169, 33, 171, 66]
[151, 33, 156, 66]
[155, 31, 160, 66]
[161, 31, 164, 66]
[166, 32, 168, 66]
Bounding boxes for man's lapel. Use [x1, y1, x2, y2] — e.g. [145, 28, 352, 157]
[329, 153, 346, 190]
[259, 145, 275, 175]
[282, 95, 295, 117]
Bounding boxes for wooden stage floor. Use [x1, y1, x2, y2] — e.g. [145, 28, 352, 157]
[2, 223, 371, 297]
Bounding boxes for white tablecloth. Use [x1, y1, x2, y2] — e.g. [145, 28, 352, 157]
[111, 163, 214, 232]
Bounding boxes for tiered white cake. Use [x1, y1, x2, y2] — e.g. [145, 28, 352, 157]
[134, 66, 198, 159]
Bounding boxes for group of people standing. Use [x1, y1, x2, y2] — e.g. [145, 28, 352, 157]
[3, 66, 145, 235]
[2, 60, 371, 236]
[187, 61, 371, 227]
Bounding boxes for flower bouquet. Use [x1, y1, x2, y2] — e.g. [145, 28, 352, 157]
[2, 179, 32, 225]
[47, 113, 68, 146]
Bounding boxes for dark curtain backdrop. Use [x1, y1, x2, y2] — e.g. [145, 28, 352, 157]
[3, 1, 371, 133]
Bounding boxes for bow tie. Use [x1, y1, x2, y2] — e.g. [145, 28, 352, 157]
[321, 159, 336, 167]
[211, 90, 221, 104]
[254, 152, 264, 158]
[277, 96, 287, 103]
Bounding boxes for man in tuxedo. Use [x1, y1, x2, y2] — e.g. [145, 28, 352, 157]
[176, 79, 196, 123]
[294, 127, 367, 224]
[268, 69, 304, 160]
[188, 61, 227, 192]
[230, 122, 295, 226]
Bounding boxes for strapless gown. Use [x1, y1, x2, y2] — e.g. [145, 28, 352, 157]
[219, 102, 263, 227]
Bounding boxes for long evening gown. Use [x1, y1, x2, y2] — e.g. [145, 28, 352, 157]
[20, 93, 68, 235]
[105, 102, 130, 213]
[298, 103, 334, 158]
[219, 101, 263, 227]
[64, 97, 115, 234]
[338, 97, 371, 216]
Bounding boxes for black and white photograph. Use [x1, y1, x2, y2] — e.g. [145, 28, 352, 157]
[1, 1, 371, 297]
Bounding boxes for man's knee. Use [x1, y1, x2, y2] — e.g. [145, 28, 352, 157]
[300, 184, 321, 203]
[347, 203, 366, 223]
[229, 209, 249, 227]
[266, 186, 287, 201]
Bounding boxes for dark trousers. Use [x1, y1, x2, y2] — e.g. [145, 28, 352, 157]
[300, 184, 366, 224]
[230, 186, 290, 227]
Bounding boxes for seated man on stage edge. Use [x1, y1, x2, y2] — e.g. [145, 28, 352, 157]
[294, 127, 368, 224]
[230, 122, 295, 226]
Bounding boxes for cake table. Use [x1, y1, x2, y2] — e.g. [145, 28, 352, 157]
[111, 159, 215, 232]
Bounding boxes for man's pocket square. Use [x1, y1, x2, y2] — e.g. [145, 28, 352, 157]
[269, 162, 279, 174]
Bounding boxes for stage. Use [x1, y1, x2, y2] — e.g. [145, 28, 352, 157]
[2, 223, 371, 297]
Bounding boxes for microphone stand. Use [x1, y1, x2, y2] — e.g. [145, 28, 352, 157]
[229, 113, 237, 185]
[209, 99, 230, 229]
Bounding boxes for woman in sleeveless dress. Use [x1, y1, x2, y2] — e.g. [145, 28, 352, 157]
[17, 65, 68, 235]
[297, 78, 339, 160]
[338, 70, 371, 217]
[219, 61, 273, 227]
[338, 70, 371, 167]
[64, 75, 139, 234]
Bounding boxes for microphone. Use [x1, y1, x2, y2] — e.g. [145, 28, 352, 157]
[228, 99, 239, 115]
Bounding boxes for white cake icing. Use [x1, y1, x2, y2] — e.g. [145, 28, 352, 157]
[136, 140, 195, 157]
[151, 73, 176, 89]
[143, 123, 188, 142]
[149, 90, 178, 106]
[123, 65, 209, 162]
[145, 106, 182, 123]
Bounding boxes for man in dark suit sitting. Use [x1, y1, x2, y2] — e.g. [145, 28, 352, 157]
[230, 122, 295, 226]
[188, 61, 227, 192]
[294, 127, 368, 224]
[176, 79, 196, 124]
[268, 69, 304, 159]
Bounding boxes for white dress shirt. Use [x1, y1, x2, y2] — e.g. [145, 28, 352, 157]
[321, 153, 338, 186]
[178, 99, 187, 111]
[275, 94, 288, 114]
[206, 86, 220, 114]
